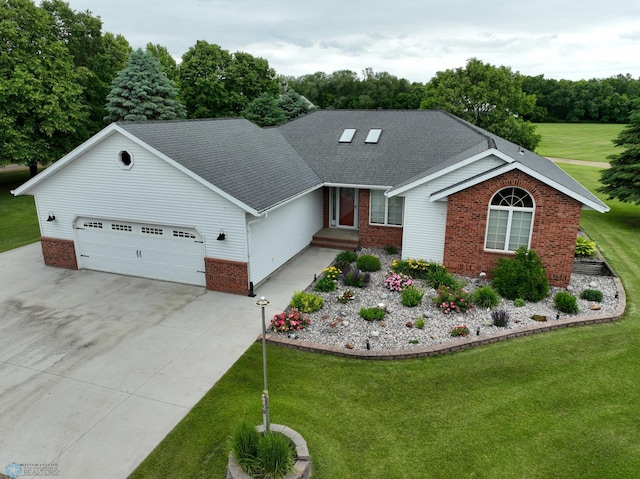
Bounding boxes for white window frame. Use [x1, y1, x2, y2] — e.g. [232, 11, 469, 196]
[369, 190, 404, 227]
[484, 187, 535, 253]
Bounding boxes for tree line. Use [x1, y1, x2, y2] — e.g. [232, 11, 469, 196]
[2, 0, 640, 174]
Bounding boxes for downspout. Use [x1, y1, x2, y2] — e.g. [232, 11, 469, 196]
[246, 212, 268, 296]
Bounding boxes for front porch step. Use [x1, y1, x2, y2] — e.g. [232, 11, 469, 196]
[311, 236, 359, 251]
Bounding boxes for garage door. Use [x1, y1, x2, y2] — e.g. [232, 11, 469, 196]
[75, 218, 206, 286]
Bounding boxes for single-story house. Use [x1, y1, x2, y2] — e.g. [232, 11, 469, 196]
[13, 110, 609, 295]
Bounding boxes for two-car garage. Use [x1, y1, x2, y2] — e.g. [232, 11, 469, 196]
[74, 218, 206, 286]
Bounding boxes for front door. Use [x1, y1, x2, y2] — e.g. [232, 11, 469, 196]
[331, 187, 358, 228]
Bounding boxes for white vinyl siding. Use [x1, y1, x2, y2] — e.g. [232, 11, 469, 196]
[370, 190, 403, 226]
[31, 133, 248, 264]
[248, 189, 323, 286]
[401, 156, 505, 263]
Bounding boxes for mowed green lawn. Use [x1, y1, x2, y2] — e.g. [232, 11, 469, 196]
[0, 169, 40, 252]
[534, 123, 624, 162]
[131, 164, 640, 478]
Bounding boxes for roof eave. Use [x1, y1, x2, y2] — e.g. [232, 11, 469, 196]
[430, 162, 610, 213]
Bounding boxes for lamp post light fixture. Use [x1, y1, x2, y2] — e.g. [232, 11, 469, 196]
[256, 296, 271, 433]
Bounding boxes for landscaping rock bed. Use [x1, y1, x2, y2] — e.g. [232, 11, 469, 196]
[272, 248, 620, 352]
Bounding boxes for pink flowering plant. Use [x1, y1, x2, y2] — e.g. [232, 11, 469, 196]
[269, 308, 311, 333]
[434, 285, 474, 314]
[450, 325, 470, 337]
[383, 271, 414, 292]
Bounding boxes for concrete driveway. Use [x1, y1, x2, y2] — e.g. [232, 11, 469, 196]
[0, 243, 335, 478]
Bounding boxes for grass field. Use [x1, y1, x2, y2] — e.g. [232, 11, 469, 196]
[0, 169, 40, 253]
[534, 123, 624, 162]
[131, 164, 640, 478]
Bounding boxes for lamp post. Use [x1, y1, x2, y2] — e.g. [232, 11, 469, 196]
[256, 296, 271, 433]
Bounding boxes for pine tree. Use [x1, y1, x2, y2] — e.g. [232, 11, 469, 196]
[599, 103, 640, 204]
[104, 49, 185, 122]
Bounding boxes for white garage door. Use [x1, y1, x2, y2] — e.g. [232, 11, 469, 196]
[75, 218, 206, 286]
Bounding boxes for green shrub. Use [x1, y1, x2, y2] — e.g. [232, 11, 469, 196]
[360, 307, 386, 321]
[427, 266, 459, 289]
[491, 247, 549, 302]
[356, 254, 382, 272]
[580, 289, 604, 302]
[257, 431, 296, 479]
[229, 420, 261, 476]
[335, 250, 357, 263]
[314, 277, 337, 292]
[575, 236, 597, 258]
[290, 291, 324, 313]
[513, 298, 526, 307]
[554, 291, 579, 314]
[491, 309, 510, 327]
[414, 316, 425, 329]
[472, 285, 500, 309]
[434, 286, 474, 314]
[384, 245, 398, 255]
[390, 258, 432, 280]
[341, 267, 371, 288]
[401, 285, 424, 307]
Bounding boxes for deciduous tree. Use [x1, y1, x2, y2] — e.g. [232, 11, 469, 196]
[0, 0, 87, 175]
[420, 58, 540, 150]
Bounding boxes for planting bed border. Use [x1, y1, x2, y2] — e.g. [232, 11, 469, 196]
[261, 278, 626, 360]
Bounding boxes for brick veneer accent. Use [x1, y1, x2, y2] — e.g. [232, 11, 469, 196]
[322, 187, 330, 228]
[41, 237, 78, 269]
[204, 257, 249, 295]
[442, 170, 583, 287]
[358, 189, 403, 248]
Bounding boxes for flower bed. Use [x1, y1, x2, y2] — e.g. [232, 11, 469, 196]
[269, 248, 620, 352]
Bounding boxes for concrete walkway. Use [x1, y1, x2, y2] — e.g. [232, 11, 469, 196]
[547, 157, 610, 168]
[0, 243, 336, 478]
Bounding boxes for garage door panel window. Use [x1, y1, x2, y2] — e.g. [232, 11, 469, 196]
[141, 226, 164, 235]
[112, 223, 133, 232]
[485, 187, 534, 252]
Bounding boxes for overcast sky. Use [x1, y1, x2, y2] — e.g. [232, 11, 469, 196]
[68, 0, 640, 83]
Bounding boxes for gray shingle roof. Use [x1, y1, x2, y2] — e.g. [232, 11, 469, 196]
[277, 109, 491, 186]
[117, 110, 606, 213]
[119, 118, 321, 213]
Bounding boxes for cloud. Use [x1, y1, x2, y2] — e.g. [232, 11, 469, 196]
[69, 0, 640, 82]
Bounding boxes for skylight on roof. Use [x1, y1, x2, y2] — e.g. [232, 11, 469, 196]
[339, 128, 357, 143]
[365, 128, 382, 144]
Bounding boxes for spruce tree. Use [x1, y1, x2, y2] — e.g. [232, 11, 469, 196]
[599, 103, 640, 204]
[104, 49, 185, 122]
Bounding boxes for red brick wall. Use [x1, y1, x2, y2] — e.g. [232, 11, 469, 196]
[358, 190, 404, 248]
[322, 187, 330, 228]
[204, 257, 249, 295]
[41, 237, 78, 269]
[442, 170, 582, 287]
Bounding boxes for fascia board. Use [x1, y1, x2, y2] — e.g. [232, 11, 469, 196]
[387, 149, 512, 198]
[430, 162, 610, 213]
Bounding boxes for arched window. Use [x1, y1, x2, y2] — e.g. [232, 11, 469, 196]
[485, 187, 534, 252]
